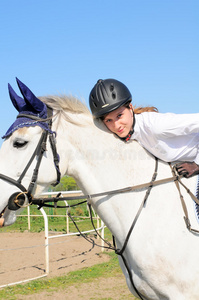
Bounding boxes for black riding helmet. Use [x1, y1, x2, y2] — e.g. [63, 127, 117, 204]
[89, 79, 132, 118]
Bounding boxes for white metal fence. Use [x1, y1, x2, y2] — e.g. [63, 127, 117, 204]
[0, 190, 105, 288]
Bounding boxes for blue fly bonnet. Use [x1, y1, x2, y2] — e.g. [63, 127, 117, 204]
[2, 78, 51, 139]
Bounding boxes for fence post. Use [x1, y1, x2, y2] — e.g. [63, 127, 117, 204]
[39, 207, 49, 275]
[27, 206, 31, 231]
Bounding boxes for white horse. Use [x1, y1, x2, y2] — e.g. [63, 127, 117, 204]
[0, 79, 199, 299]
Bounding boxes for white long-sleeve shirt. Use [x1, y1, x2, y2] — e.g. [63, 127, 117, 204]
[132, 112, 199, 164]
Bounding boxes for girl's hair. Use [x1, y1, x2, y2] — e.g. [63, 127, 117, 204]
[133, 105, 158, 114]
[124, 101, 158, 114]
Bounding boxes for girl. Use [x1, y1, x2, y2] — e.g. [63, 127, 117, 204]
[89, 78, 199, 178]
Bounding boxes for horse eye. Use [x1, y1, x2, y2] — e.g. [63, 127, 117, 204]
[13, 140, 28, 149]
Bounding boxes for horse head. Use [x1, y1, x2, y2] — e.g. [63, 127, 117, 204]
[0, 78, 60, 226]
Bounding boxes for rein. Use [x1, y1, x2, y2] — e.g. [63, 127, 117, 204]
[170, 164, 199, 234]
[30, 167, 198, 206]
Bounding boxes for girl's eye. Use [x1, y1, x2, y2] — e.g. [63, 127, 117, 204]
[13, 140, 28, 149]
[118, 113, 122, 118]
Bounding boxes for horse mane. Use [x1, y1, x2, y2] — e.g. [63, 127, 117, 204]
[39, 94, 92, 126]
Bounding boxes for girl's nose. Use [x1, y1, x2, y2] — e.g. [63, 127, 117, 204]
[113, 119, 121, 129]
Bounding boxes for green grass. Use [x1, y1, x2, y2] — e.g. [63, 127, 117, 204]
[0, 252, 137, 299]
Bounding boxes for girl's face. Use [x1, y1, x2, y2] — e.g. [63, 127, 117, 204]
[102, 105, 134, 138]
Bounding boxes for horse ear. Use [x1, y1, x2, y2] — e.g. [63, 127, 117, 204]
[8, 83, 26, 112]
[16, 77, 45, 113]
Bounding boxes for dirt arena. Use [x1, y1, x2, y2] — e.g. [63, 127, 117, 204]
[0, 232, 134, 299]
[0, 231, 110, 286]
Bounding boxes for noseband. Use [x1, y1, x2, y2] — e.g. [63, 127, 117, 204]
[0, 107, 60, 211]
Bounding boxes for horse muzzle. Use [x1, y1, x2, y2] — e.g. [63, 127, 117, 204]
[0, 192, 31, 227]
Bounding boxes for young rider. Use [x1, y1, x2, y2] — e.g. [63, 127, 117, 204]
[89, 78, 199, 178]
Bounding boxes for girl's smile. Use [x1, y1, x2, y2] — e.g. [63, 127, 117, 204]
[103, 105, 134, 138]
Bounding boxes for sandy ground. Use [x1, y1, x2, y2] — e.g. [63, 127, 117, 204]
[0, 232, 110, 286]
[0, 231, 135, 299]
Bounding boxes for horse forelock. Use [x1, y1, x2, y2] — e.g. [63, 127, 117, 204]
[39, 94, 92, 126]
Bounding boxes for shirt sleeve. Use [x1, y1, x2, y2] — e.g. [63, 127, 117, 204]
[147, 112, 199, 138]
[194, 145, 199, 165]
[139, 112, 199, 163]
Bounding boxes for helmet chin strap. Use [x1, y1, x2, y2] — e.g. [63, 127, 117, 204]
[123, 129, 134, 142]
[120, 110, 136, 142]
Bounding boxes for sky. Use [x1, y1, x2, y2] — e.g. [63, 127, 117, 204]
[0, 0, 198, 145]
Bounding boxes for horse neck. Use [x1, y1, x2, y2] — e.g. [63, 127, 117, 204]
[54, 112, 161, 194]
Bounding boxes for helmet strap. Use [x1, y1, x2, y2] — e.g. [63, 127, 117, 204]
[120, 110, 135, 143]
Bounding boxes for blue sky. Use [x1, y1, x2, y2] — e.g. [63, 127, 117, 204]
[0, 0, 198, 144]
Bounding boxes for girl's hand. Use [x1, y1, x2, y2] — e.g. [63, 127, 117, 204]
[176, 162, 199, 178]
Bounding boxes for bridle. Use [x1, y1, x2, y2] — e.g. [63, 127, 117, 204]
[0, 106, 61, 212]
